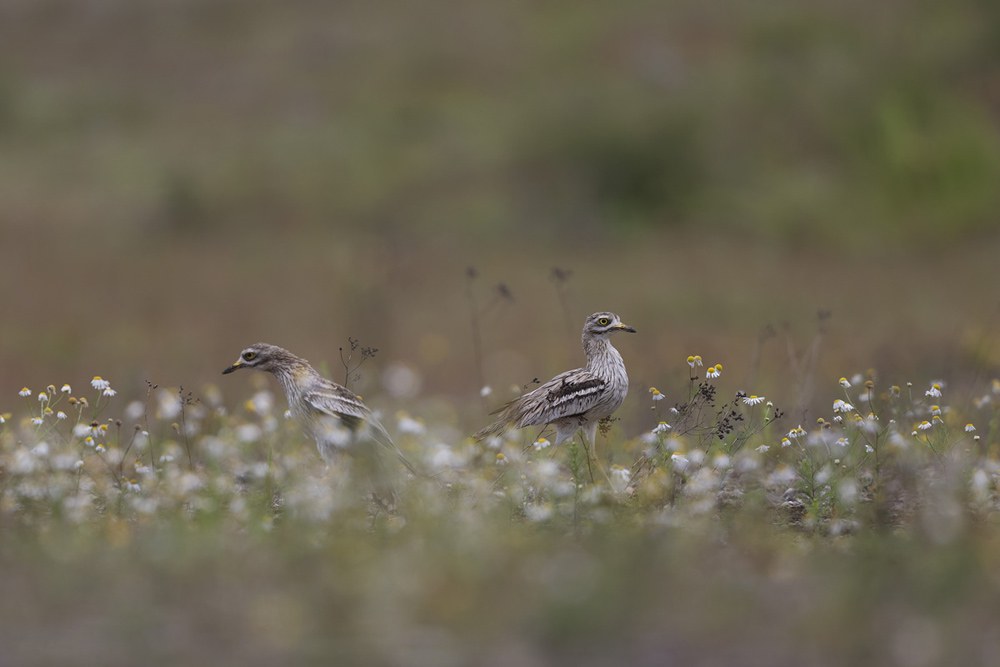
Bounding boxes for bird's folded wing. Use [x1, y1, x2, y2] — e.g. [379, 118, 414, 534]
[515, 368, 607, 427]
[303, 386, 418, 476]
[303, 386, 369, 421]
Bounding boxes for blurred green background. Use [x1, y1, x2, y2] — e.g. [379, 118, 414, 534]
[4, 4, 1000, 666]
[2, 0, 999, 422]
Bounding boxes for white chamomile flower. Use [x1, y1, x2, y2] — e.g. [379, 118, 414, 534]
[649, 387, 665, 401]
[836, 437, 848, 447]
[833, 399, 854, 413]
[713, 454, 731, 468]
[125, 479, 141, 493]
[610, 465, 630, 483]
[103, 387, 116, 397]
[95, 444, 106, 453]
[918, 421, 932, 430]
[396, 413, 426, 435]
[756, 444, 770, 453]
[57, 411, 68, 420]
[19, 387, 31, 397]
[38, 392, 48, 402]
[925, 383, 942, 398]
[652, 421, 671, 435]
[31, 417, 43, 426]
[91, 376, 110, 391]
[670, 452, 688, 464]
[781, 437, 792, 447]
[687, 355, 703, 368]
[965, 423, 976, 433]
[742, 395, 765, 406]
[533, 437, 551, 450]
[61, 384, 71, 394]
[865, 444, 874, 453]
[495, 452, 506, 466]
[706, 365, 722, 379]
[839, 377, 851, 388]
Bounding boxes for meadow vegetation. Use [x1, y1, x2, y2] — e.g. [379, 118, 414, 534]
[3, 349, 1000, 665]
[2, 0, 1000, 664]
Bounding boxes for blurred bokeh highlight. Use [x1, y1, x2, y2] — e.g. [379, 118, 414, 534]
[3, 2, 1000, 665]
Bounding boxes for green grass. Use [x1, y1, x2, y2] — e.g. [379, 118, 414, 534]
[2, 362, 1000, 664]
[3, 1, 1000, 663]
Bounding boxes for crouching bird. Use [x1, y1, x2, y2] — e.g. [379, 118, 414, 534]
[474, 311, 636, 459]
[223, 343, 416, 508]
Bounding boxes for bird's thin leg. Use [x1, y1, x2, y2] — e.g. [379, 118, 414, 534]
[582, 436, 596, 484]
[580, 429, 614, 489]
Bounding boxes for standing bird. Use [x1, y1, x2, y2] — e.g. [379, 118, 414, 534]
[222, 343, 416, 507]
[474, 312, 636, 458]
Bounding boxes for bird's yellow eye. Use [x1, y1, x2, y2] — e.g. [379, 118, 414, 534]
[598, 318, 610, 326]
[243, 351, 256, 361]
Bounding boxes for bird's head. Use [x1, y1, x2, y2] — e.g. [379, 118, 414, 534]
[222, 343, 294, 375]
[583, 312, 637, 338]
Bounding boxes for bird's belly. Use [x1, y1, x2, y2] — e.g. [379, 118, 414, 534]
[301, 413, 355, 450]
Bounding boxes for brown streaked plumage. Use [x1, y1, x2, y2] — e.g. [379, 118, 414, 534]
[223, 342, 415, 507]
[474, 312, 636, 456]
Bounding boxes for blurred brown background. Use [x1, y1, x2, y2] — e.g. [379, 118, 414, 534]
[2, 0, 999, 426]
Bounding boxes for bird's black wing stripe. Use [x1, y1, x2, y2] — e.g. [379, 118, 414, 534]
[546, 377, 605, 406]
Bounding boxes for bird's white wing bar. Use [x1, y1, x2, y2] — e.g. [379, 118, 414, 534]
[548, 377, 605, 407]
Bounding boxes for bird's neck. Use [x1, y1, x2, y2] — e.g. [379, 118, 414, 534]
[583, 335, 624, 377]
[271, 361, 317, 403]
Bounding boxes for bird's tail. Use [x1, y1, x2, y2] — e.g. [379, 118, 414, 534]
[472, 419, 508, 442]
[351, 443, 398, 511]
[363, 416, 420, 478]
[353, 415, 426, 510]
[473, 397, 524, 441]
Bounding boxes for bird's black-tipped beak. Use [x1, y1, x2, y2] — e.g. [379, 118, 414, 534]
[616, 324, 637, 333]
[222, 362, 243, 375]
